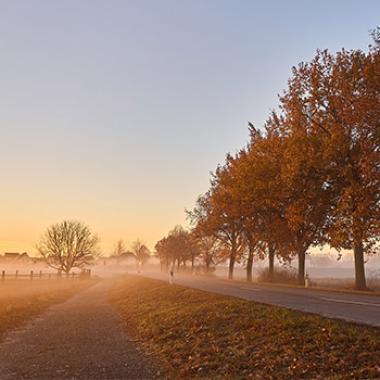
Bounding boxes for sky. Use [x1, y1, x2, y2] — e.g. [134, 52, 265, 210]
[0, 0, 379, 255]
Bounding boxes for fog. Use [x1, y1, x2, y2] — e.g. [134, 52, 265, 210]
[2, 251, 380, 283]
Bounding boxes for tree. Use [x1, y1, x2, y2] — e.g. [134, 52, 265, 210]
[323, 45, 380, 290]
[268, 86, 333, 285]
[155, 226, 196, 271]
[230, 127, 292, 281]
[37, 220, 100, 274]
[211, 151, 261, 282]
[167, 226, 192, 269]
[188, 171, 244, 280]
[280, 39, 380, 289]
[113, 239, 126, 257]
[188, 231, 201, 272]
[155, 236, 170, 270]
[195, 235, 220, 272]
[131, 240, 150, 272]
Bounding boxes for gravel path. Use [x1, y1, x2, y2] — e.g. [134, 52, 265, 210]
[0, 280, 157, 380]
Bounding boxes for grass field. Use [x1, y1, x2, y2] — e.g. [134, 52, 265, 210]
[0, 278, 96, 338]
[111, 275, 380, 380]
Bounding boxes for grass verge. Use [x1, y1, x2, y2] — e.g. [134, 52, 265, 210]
[111, 275, 380, 380]
[0, 278, 96, 338]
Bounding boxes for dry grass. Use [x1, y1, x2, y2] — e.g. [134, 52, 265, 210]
[111, 275, 380, 380]
[0, 278, 95, 337]
[312, 277, 380, 292]
[257, 267, 298, 285]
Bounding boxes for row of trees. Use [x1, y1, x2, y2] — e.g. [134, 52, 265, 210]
[155, 226, 221, 272]
[159, 30, 380, 290]
[112, 239, 151, 270]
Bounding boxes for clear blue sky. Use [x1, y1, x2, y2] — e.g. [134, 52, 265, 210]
[0, 0, 379, 253]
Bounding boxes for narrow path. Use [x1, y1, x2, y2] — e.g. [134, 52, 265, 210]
[0, 280, 156, 380]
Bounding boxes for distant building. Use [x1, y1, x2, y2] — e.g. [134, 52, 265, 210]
[119, 251, 136, 260]
[4, 252, 20, 258]
[2, 252, 32, 262]
[3, 252, 20, 262]
[19, 252, 31, 261]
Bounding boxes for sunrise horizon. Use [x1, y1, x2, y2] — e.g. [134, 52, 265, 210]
[2, 1, 380, 256]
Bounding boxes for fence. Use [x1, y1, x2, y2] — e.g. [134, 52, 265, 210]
[1, 269, 91, 281]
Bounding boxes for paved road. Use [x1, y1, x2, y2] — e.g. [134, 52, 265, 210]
[0, 280, 156, 380]
[145, 272, 380, 327]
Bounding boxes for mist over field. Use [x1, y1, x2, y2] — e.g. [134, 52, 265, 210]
[2, 249, 380, 280]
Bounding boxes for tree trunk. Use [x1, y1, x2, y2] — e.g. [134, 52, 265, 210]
[354, 241, 367, 290]
[268, 245, 275, 281]
[205, 256, 210, 272]
[246, 248, 254, 282]
[191, 254, 195, 273]
[298, 250, 306, 286]
[228, 244, 236, 280]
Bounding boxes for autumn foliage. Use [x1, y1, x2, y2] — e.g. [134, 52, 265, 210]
[159, 30, 380, 290]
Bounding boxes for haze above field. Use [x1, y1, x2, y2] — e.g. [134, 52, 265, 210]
[1, 0, 379, 254]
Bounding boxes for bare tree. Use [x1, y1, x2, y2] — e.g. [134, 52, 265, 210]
[113, 239, 126, 257]
[37, 220, 100, 275]
[131, 239, 150, 272]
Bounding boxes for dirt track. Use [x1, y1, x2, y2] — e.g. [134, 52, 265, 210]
[0, 280, 156, 380]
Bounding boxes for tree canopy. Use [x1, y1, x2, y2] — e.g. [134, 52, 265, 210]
[37, 220, 100, 274]
[159, 29, 380, 290]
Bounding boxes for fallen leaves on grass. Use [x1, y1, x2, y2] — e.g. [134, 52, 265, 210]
[111, 276, 380, 380]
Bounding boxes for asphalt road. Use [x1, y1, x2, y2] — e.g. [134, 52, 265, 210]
[0, 281, 156, 380]
[145, 272, 380, 327]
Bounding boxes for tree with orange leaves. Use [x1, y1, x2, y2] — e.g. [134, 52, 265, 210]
[186, 29, 380, 289]
[188, 164, 244, 280]
[279, 31, 380, 289]
[224, 125, 292, 281]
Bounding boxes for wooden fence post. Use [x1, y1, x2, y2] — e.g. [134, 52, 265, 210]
[15, 270, 18, 279]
